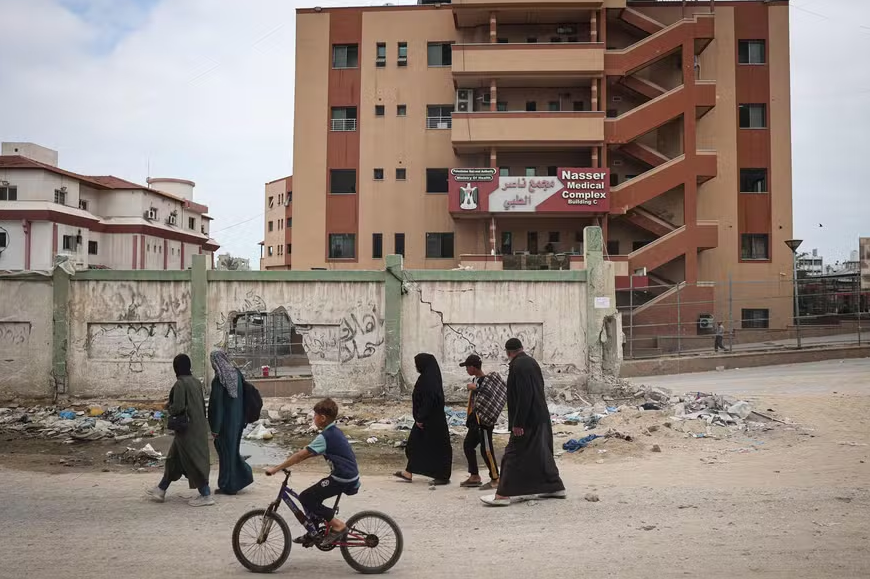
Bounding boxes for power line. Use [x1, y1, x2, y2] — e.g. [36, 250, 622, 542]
[211, 212, 264, 234]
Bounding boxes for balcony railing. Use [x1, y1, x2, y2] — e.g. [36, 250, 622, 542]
[426, 116, 452, 130]
[330, 118, 357, 132]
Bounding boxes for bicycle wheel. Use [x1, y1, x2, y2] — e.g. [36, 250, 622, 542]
[232, 508, 292, 573]
[340, 510, 403, 574]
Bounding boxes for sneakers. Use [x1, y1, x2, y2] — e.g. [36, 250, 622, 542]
[479, 494, 511, 507]
[145, 486, 166, 503]
[188, 494, 216, 507]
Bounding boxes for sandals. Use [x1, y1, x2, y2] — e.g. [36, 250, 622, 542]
[460, 478, 482, 488]
[393, 471, 412, 483]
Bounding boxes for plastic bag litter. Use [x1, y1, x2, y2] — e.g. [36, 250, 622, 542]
[245, 423, 275, 440]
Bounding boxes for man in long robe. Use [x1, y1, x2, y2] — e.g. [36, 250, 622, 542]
[481, 338, 565, 506]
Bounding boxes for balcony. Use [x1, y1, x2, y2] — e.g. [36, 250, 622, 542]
[452, 43, 604, 87]
[330, 118, 357, 132]
[451, 0, 626, 27]
[426, 116, 452, 130]
[452, 110, 604, 152]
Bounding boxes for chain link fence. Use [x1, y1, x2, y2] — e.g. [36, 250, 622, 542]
[618, 273, 868, 359]
[225, 310, 308, 377]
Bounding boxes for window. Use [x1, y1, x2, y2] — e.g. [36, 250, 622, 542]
[606, 240, 620, 255]
[396, 168, 407, 180]
[741, 234, 770, 260]
[328, 234, 356, 259]
[573, 101, 584, 111]
[397, 42, 408, 66]
[86, 240, 97, 255]
[78, 199, 89, 211]
[426, 105, 453, 129]
[268, 221, 274, 232]
[548, 232, 560, 243]
[426, 232, 455, 259]
[375, 105, 385, 117]
[268, 246, 273, 257]
[54, 189, 67, 205]
[189, 217, 196, 230]
[374, 168, 384, 180]
[62, 235, 75, 251]
[376, 42, 386, 67]
[277, 244, 283, 256]
[740, 169, 768, 193]
[499, 167, 509, 176]
[547, 166, 558, 177]
[426, 168, 449, 193]
[287, 191, 292, 203]
[525, 167, 536, 177]
[330, 107, 357, 131]
[0, 186, 17, 201]
[287, 218, 292, 228]
[394, 233, 405, 257]
[548, 101, 560, 112]
[278, 219, 283, 230]
[525, 101, 537, 112]
[738, 40, 766, 65]
[330, 169, 356, 194]
[501, 232, 512, 255]
[287, 244, 292, 254]
[278, 194, 283, 205]
[0, 231, 6, 248]
[741, 308, 769, 329]
[496, 102, 508, 112]
[332, 44, 359, 69]
[427, 42, 452, 67]
[372, 233, 383, 259]
[268, 195, 274, 208]
[739, 104, 766, 128]
[397, 104, 407, 116]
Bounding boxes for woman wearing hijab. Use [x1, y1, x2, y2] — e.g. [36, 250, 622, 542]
[208, 350, 254, 495]
[394, 353, 452, 485]
[146, 354, 214, 506]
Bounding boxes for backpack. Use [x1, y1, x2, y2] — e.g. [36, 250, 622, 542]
[242, 379, 263, 425]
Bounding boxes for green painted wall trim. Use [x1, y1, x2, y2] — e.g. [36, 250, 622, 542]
[383, 254, 403, 378]
[76, 270, 192, 281]
[51, 260, 71, 396]
[208, 270, 385, 282]
[0, 272, 54, 282]
[405, 270, 587, 282]
[190, 255, 208, 383]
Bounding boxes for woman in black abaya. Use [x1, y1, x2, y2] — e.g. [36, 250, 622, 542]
[394, 353, 452, 485]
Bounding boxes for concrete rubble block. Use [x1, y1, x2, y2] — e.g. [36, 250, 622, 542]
[267, 410, 282, 421]
[727, 401, 753, 420]
[647, 387, 672, 403]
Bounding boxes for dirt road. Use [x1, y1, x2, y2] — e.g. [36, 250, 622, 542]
[1, 360, 868, 578]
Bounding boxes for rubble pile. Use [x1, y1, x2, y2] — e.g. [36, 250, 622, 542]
[0, 405, 164, 442]
[669, 392, 777, 437]
[108, 443, 165, 467]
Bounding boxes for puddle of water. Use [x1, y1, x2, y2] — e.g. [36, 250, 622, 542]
[240, 440, 293, 466]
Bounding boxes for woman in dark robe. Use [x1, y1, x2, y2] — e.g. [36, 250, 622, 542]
[394, 353, 452, 485]
[208, 350, 254, 495]
[146, 354, 214, 507]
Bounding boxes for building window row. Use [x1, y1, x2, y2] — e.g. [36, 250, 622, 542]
[328, 232, 455, 260]
[741, 233, 770, 261]
[0, 185, 17, 201]
[738, 40, 766, 65]
[328, 168, 448, 193]
[739, 103, 766, 129]
[372, 168, 408, 181]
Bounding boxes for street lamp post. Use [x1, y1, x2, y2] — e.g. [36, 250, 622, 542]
[785, 239, 803, 349]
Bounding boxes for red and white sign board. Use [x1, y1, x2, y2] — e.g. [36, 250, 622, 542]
[448, 168, 610, 214]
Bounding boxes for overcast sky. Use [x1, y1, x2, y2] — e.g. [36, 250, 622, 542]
[0, 0, 867, 268]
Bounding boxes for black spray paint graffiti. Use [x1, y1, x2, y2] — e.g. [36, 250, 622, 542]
[85, 323, 178, 373]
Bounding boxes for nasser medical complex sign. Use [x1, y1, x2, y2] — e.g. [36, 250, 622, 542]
[447, 168, 611, 214]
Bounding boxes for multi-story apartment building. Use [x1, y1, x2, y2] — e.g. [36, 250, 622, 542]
[260, 175, 293, 270]
[0, 142, 218, 271]
[287, 0, 794, 331]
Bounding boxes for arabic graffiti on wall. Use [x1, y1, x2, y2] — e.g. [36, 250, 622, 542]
[86, 322, 179, 373]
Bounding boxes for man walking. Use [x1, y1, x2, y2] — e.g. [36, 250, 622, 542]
[481, 338, 565, 507]
[458, 354, 506, 491]
[714, 321, 726, 353]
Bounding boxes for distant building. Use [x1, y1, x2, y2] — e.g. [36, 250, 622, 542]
[216, 253, 251, 271]
[797, 248, 824, 275]
[260, 175, 292, 270]
[0, 143, 219, 271]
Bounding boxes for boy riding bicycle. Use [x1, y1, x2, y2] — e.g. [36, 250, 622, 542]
[265, 398, 360, 545]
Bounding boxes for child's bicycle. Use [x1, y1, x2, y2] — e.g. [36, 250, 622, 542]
[232, 469, 403, 574]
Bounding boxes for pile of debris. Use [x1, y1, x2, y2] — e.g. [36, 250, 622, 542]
[669, 392, 781, 437]
[108, 443, 165, 467]
[0, 405, 165, 442]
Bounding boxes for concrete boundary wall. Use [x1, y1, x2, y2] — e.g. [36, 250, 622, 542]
[0, 227, 619, 400]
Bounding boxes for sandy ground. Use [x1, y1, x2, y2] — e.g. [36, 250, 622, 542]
[1, 360, 869, 578]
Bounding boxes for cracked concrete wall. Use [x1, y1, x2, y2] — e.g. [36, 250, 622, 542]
[207, 281, 386, 397]
[0, 278, 53, 399]
[67, 281, 192, 398]
[402, 280, 588, 400]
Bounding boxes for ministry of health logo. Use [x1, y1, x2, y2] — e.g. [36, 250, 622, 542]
[459, 184, 478, 210]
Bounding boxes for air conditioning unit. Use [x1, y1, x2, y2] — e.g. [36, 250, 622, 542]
[397, 55, 407, 66]
[556, 25, 576, 35]
[479, 91, 492, 107]
[455, 89, 473, 113]
[698, 314, 715, 332]
[633, 267, 647, 276]
[145, 208, 158, 221]
[376, 56, 386, 68]
[166, 214, 177, 226]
